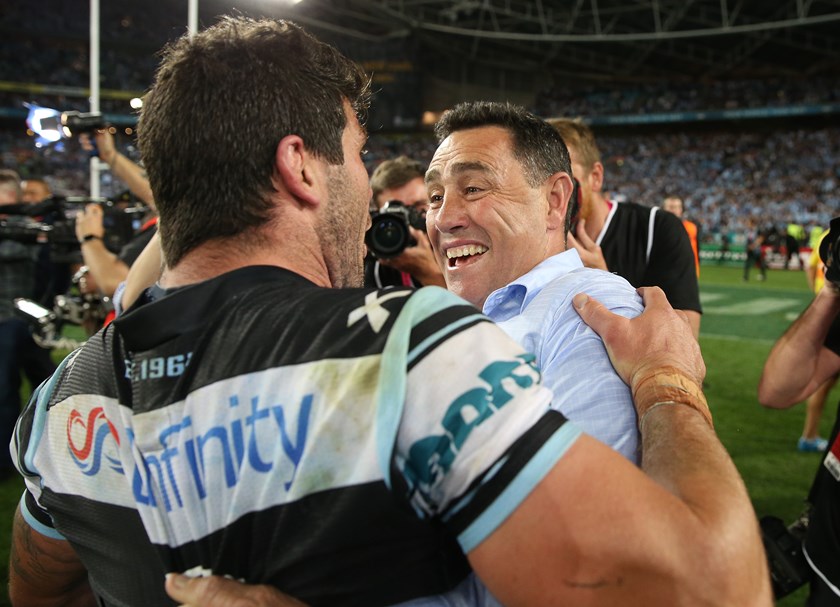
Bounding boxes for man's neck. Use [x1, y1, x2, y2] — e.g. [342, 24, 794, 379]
[160, 237, 332, 290]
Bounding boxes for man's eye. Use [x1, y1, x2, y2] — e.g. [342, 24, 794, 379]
[429, 194, 443, 206]
[465, 186, 481, 194]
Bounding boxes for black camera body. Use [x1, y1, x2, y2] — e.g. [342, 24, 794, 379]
[60, 111, 107, 137]
[760, 512, 811, 599]
[14, 266, 110, 349]
[820, 216, 840, 286]
[366, 200, 426, 259]
[0, 197, 146, 264]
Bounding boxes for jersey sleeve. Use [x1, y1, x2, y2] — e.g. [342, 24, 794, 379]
[645, 210, 702, 313]
[11, 352, 78, 540]
[378, 287, 582, 554]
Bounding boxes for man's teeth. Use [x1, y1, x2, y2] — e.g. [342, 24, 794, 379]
[446, 245, 489, 259]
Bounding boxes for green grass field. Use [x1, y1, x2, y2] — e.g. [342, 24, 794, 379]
[0, 265, 830, 605]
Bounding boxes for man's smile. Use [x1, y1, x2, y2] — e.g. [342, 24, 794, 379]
[445, 244, 489, 268]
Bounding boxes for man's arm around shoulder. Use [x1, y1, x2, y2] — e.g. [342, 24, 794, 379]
[468, 288, 771, 606]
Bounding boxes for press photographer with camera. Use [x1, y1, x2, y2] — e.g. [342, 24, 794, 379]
[365, 155, 445, 288]
[75, 128, 158, 301]
[759, 217, 840, 605]
[0, 168, 56, 480]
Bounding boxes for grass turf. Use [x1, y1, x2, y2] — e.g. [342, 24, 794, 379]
[0, 265, 830, 605]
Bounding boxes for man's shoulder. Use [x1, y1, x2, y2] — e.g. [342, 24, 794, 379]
[530, 266, 641, 315]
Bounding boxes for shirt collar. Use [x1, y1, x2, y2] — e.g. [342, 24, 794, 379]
[482, 249, 583, 320]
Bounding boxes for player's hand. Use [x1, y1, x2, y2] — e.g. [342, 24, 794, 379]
[379, 228, 446, 287]
[573, 286, 705, 388]
[165, 573, 308, 607]
[566, 218, 608, 271]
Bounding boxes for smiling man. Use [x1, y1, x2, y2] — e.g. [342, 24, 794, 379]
[425, 101, 644, 462]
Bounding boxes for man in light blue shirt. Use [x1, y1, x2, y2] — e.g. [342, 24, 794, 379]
[425, 101, 643, 463]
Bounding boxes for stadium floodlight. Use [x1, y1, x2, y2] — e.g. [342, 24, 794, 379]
[25, 103, 63, 144]
[130, 97, 143, 109]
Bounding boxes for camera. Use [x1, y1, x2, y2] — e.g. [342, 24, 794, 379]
[14, 266, 111, 349]
[760, 512, 811, 599]
[366, 200, 426, 259]
[0, 196, 147, 264]
[819, 216, 840, 286]
[60, 111, 107, 137]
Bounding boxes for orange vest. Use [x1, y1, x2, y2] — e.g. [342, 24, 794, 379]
[682, 219, 699, 277]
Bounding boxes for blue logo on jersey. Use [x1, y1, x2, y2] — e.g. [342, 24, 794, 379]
[404, 354, 540, 501]
[130, 393, 313, 512]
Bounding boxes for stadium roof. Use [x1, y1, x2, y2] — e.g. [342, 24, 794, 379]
[250, 0, 840, 84]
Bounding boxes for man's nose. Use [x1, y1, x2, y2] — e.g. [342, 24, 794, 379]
[430, 194, 468, 233]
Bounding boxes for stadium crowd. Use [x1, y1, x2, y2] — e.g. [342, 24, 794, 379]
[3, 121, 839, 249]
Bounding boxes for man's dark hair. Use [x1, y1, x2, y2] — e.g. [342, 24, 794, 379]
[434, 101, 571, 187]
[138, 17, 371, 266]
[369, 156, 426, 206]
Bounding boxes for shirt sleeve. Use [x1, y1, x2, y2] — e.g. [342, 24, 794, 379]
[379, 287, 582, 554]
[536, 273, 643, 463]
[645, 210, 702, 313]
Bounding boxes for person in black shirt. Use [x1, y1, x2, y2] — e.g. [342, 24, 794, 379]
[549, 118, 702, 338]
[760, 257, 840, 605]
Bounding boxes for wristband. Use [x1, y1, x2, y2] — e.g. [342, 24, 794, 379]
[81, 234, 103, 243]
[632, 366, 713, 430]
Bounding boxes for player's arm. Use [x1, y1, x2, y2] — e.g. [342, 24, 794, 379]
[9, 505, 94, 607]
[468, 288, 771, 606]
[759, 285, 840, 408]
[120, 231, 164, 310]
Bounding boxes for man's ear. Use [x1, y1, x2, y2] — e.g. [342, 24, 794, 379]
[273, 134, 321, 207]
[588, 161, 605, 193]
[546, 172, 574, 231]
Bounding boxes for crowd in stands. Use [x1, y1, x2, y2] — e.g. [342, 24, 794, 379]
[3, 120, 837, 249]
[536, 77, 840, 117]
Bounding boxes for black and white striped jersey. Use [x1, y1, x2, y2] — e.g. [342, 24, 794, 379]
[13, 265, 579, 606]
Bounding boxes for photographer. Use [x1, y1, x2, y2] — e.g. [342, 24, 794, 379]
[0, 169, 55, 479]
[365, 156, 445, 288]
[759, 222, 840, 605]
[76, 129, 158, 300]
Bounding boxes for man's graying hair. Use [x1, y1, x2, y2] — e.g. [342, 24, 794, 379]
[138, 17, 371, 266]
[433, 101, 572, 187]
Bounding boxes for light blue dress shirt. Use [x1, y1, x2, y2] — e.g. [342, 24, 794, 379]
[483, 249, 643, 463]
[390, 250, 643, 607]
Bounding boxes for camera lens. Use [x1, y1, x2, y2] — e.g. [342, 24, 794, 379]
[366, 215, 410, 258]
